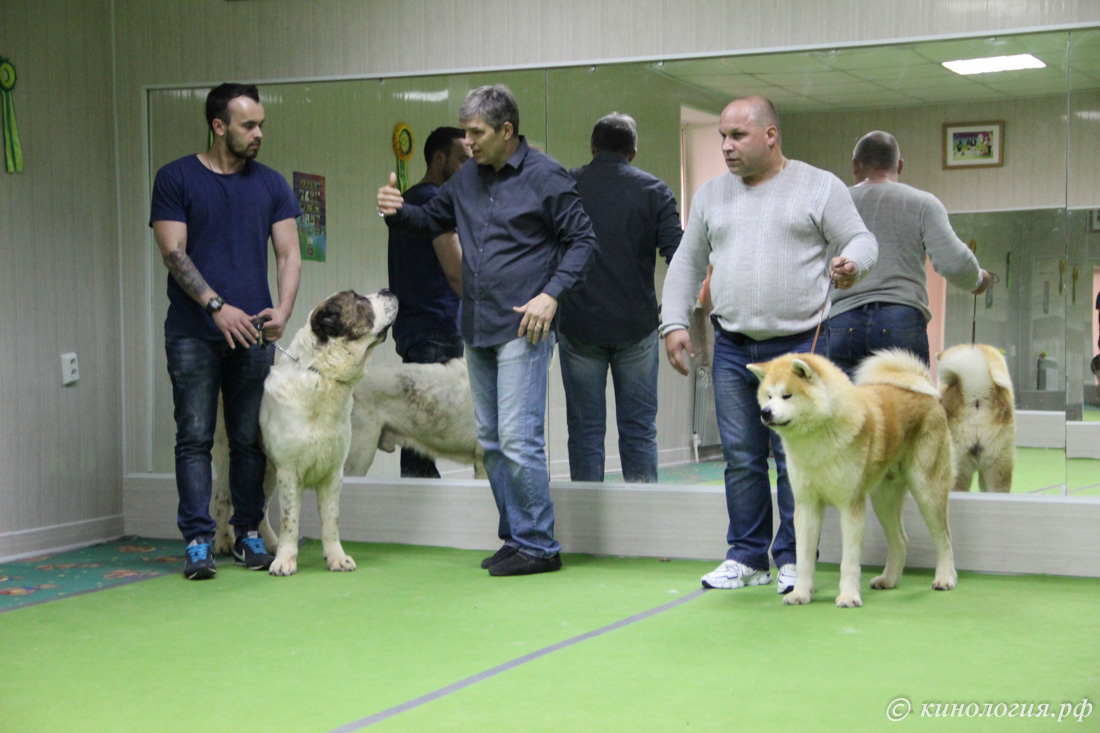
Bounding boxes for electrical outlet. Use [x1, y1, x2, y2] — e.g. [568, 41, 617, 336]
[61, 352, 79, 386]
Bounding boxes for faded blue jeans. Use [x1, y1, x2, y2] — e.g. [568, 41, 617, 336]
[165, 335, 273, 542]
[465, 334, 560, 559]
[826, 302, 929, 377]
[558, 330, 659, 482]
[712, 327, 815, 571]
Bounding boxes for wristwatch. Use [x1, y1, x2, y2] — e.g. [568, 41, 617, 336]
[205, 296, 225, 315]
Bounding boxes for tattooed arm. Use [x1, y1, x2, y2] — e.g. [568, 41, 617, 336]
[152, 220, 260, 348]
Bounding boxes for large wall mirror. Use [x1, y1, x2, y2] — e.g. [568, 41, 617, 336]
[142, 29, 1100, 501]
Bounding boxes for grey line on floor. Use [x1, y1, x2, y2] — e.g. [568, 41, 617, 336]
[329, 588, 707, 731]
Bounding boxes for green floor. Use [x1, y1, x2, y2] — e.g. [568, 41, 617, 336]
[2, 540, 1097, 732]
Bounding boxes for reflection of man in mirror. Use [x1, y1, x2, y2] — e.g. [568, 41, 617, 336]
[557, 113, 682, 483]
[377, 84, 598, 577]
[827, 130, 993, 375]
[387, 126, 469, 478]
[661, 95, 878, 595]
[1093, 290, 1100, 383]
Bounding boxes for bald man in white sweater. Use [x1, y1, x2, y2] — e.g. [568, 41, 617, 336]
[662, 96, 877, 593]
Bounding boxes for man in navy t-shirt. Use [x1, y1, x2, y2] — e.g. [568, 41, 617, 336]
[387, 127, 469, 478]
[150, 83, 302, 580]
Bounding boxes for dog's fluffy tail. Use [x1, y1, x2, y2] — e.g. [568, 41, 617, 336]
[854, 348, 940, 398]
[937, 345, 1012, 400]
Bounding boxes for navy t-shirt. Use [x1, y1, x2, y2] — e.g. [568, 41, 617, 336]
[387, 181, 461, 350]
[149, 155, 301, 340]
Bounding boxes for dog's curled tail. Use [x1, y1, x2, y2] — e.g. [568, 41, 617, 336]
[937, 344, 1012, 400]
[854, 348, 939, 398]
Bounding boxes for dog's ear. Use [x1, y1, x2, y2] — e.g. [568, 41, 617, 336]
[747, 363, 767, 382]
[310, 300, 344, 344]
[791, 358, 816, 381]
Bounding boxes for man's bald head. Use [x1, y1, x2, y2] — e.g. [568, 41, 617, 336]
[853, 131, 901, 172]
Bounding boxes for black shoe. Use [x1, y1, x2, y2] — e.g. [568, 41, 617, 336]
[184, 536, 216, 580]
[488, 551, 562, 577]
[233, 531, 274, 571]
[480, 544, 519, 569]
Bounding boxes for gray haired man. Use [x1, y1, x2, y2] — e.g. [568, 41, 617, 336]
[378, 85, 598, 576]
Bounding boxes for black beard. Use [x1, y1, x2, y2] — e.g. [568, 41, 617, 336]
[227, 136, 258, 161]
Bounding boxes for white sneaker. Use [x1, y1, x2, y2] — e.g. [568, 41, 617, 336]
[701, 559, 772, 590]
[776, 563, 796, 594]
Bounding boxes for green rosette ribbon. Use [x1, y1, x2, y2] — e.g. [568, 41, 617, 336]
[392, 122, 414, 193]
[0, 57, 23, 173]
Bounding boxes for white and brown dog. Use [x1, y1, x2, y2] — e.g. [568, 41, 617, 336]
[213, 289, 398, 575]
[749, 350, 957, 607]
[344, 358, 484, 479]
[937, 344, 1016, 493]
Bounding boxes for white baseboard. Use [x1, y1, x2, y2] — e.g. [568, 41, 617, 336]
[1067, 421, 1100, 459]
[1016, 410, 1067, 448]
[123, 474, 1100, 578]
[0, 516, 126, 563]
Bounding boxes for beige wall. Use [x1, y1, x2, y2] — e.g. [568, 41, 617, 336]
[3, 0, 1100, 557]
[0, 0, 124, 555]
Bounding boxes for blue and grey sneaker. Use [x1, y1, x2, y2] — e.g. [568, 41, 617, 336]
[184, 536, 216, 580]
[233, 530, 274, 571]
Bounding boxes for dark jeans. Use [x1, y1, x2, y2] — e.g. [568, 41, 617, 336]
[397, 333, 464, 478]
[826, 302, 928, 377]
[165, 336, 274, 541]
[558, 330, 659, 482]
[712, 327, 815, 571]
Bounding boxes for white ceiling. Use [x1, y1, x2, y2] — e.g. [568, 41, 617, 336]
[653, 30, 1100, 113]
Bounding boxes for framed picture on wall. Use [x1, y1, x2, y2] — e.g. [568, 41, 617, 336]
[942, 121, 1004, 169]
[1091, 209, 1100, 232]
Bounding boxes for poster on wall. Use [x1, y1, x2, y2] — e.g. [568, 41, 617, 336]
[294, 172, 326, 262]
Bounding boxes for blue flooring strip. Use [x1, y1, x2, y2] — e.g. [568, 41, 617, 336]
[329, 588, 707, 731]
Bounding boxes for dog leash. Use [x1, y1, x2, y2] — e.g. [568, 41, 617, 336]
[810, 280, 833, 355]
[272, 342, 321, 374]
[970, 271, 1000, 345]
[253, 316, 322, 375]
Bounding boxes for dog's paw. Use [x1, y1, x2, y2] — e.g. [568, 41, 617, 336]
[326, 554, 357, 572]
[870, 575, 896, 590]
[932, 574, 957, 591]
[212, 534, 235, 557]
[783, 590, 813, 606]
[269, 554, 298, 577]
[835, 593, 863, 608]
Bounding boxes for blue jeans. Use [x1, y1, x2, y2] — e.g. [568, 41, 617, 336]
[558, 330, 659, 482]
[165, 336, 274, 541]
[397, 333, 465, 478]
[465, 334, 560, 558]
[826, 303, 928, 377]
[712, 328, 814, 571]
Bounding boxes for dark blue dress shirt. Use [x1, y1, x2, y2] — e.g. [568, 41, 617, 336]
[558, 152, 682, 345]
[388, 137, 598, 347]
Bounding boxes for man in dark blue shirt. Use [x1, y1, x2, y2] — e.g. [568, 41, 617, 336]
[378, 84, 598, 577]
[387, 126, 469, 478]
[558, 113, 682, 483]
[151, 83, 301, 580]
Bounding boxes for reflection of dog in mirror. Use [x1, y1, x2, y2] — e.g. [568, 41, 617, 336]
[937, 344, 1015, 493]
[212, 289, 399, 576]
[344, 358, 485, 479]
[748, 350, 957, 608]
